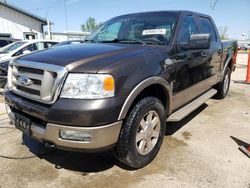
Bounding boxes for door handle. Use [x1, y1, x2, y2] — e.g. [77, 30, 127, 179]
[201, 52, 207, 58]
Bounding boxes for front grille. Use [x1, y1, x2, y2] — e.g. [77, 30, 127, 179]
[9, 60, 67, 104]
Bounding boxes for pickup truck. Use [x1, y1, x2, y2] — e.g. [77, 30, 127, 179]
[4, 11, 237, 169]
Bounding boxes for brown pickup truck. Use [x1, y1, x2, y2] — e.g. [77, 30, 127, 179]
[5, 11, 237, 169]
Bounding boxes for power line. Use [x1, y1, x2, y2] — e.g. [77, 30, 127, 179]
[27, 4, 62, 11]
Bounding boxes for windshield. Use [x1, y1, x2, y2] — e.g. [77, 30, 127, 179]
[87, 13, 178, 45]
[0, 41, 27, 53]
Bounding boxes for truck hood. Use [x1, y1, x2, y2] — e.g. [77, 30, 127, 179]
[17, 43, 163, 73]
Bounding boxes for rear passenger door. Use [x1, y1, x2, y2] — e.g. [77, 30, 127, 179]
[173, 14, 207, 108]
[196, 16, 222, 81]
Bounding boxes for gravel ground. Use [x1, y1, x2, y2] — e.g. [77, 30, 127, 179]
[0, 53, 249, 188]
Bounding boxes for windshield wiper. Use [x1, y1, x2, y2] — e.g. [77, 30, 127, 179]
[99, 38, 146, 44]
[83, 39, 97, 43]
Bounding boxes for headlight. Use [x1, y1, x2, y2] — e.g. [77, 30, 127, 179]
[60, 73, 115, 99]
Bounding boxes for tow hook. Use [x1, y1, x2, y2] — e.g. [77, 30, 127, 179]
[44, 142, 56, 149]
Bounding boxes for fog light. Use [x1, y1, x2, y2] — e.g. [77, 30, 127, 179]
[59, 130, 92, 142]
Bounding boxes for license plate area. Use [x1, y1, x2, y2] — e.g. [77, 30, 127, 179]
[15, 113, 31, 136]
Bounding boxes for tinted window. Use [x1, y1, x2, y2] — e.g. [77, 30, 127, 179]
[0, 40, 9, 48]
[178, 15, 199, 43]
[198, 17, 217, 42]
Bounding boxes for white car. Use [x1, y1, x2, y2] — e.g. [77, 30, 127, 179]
[0, 40, 58, 89]
[0, 40, 58, 62]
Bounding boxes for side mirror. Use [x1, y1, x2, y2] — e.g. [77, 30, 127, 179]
[180, 33, 211, 50]
[22, 50, 31, 54]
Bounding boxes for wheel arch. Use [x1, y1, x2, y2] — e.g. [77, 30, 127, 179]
[118, 76, 173, 121]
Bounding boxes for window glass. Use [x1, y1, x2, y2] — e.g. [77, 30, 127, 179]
[0, 42, 26, 53]
[198, 17, 217, 42]
[38, 42, 45, 50]
[44, 42, 57, 48]
[13, 44, 32, 56]
[0, 40, 9, 48]
[87, 13, 178, 45]
[97, 22, 122, 41]
[178, 15, 199, 43]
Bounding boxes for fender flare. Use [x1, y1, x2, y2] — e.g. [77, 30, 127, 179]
[117, 76, 173, 121]
[221, 50, 233, 80]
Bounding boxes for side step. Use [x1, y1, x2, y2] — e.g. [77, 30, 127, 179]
[167, 89, 217, 122]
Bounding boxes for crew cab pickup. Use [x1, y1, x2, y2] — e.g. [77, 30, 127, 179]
[5, 11, 237, 169]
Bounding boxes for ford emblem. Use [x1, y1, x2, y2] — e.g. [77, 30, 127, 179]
[17, 76, 33, 86]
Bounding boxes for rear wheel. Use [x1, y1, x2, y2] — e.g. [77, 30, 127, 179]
[115, 97, 166, 169]
[214, 67, 231, 99]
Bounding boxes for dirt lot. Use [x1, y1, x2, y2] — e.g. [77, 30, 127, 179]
[0, 54, 249, 188]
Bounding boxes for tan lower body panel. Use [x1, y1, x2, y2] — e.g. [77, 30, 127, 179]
[7, 106, 122, 149]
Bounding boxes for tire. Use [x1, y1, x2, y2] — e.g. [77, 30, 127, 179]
[115, 97, 166, 169]
[214, 67, 231, 99]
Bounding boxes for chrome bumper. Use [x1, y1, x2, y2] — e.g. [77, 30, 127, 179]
[7, 106, 122, 150]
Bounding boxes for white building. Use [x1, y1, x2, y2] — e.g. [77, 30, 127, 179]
[0, 1, 47, 40]
[44, 31, 90, 41]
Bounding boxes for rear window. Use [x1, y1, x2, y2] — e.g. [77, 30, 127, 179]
[197, 17, 217, 42]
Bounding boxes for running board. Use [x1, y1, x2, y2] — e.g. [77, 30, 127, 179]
[167, 89, 217, 122]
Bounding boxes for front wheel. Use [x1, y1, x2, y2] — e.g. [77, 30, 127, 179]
[115, 97, 166, 169]
[214, 67, 231, 99]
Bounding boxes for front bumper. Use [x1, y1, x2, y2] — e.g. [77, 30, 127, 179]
[7, 107, 122, 151]
[5, 90, 126, 127]
[5, 90, 125, 151]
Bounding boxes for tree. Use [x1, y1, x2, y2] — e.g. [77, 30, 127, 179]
[80, 17, 102, 32]
[218, 26, 229, 40]
[209, 0, 220, 18]
[209, 0, 220, 11]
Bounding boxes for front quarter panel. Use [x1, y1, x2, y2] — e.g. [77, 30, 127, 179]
[98, 45, 175, 120]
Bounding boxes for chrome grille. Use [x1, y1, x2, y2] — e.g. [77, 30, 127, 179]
[8, 60, 68, 104]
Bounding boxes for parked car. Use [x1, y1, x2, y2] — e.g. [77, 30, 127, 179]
[5, 11, 237, 169]
[53, 40, 85, 47]
[0, 40, 58, 88]
[243, 43, 250, 50]
[0, 37, 20, 48]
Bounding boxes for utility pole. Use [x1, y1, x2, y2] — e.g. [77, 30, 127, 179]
[63, 0, 69, 40]
[47, 19, 51, 40]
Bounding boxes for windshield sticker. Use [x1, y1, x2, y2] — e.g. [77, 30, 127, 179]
[142, 29, 166, 35]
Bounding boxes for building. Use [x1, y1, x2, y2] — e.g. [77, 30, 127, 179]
[0, 1, 47, 40]
[44, 31, 90, 41]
